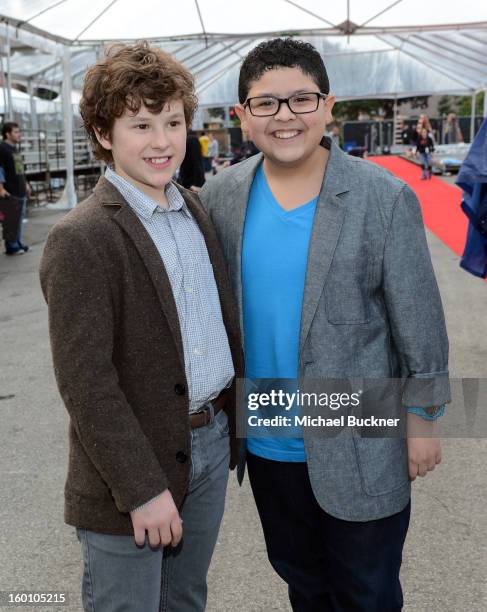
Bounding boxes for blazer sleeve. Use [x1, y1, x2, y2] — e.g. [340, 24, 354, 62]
[39, 222, 169, 513]
[382, 184, 451, 407]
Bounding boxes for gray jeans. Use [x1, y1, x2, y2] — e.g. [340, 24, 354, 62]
[76, 409, 230, 612]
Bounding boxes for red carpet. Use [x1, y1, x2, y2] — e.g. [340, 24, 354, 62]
[370, 156, 467, 257]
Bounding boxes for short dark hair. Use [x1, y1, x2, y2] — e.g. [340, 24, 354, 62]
[2, 122, 19, 140]
[238, 38, 329, 104]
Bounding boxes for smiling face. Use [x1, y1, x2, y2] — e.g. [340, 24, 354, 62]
[96, 99, 187, 201]
[236, 67, 335, 170]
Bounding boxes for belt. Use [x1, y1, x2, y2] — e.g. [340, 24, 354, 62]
[189, 390, 228, 429]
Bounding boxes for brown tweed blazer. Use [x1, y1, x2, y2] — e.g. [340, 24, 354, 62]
[39, 177, 243, 535]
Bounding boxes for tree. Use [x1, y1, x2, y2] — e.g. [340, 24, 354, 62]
[333, 100, 391, 121]
[399, 96, 429, 110]
[332, 96, 429, 121]
[438, 95, 456, 117]
[457, 91, 484, 117]
[208, 107, 225, 120]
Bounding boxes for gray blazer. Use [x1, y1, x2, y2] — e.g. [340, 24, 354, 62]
[199, 140, 450, 521]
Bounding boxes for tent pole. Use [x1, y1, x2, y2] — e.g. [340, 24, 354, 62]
[51, 46, 76, 209]
[5, 28, 14, 121]
[27, 80, 39, 132]
[0, 56, 7, 118]
[483, 87, 487, 118]
[393, 96, 398, 146]
[470, 92, 476, 142]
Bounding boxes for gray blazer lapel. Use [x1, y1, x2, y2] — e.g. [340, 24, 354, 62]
[224, 154, 264, 327]
[299, 143, 350, 352]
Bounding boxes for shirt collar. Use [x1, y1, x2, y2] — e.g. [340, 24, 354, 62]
[105, 166, 191, 221]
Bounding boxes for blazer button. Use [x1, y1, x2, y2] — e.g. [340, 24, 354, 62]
[174, 384, 186, 396]
[176, 451, 188, 463]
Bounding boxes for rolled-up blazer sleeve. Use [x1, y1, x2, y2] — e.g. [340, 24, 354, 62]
[382, 184, 451, 407]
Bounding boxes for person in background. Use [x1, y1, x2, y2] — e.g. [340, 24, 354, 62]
[0, 122, 31, 254]
[230, 128, 260, 166]
[410, 124, 420, 146]
[399, 120, 414, 145]
[198, 131, 211, 172]
[179, 129, 205, 190]
[207, 133, 219, 175]
[416, 127, 435, 179]
[230, 141, 260, 165]
[327, 123, 341, 148]
[417, 114, 435, 143]
[444, 112, 464, 144]
[241, 139, 260, 158]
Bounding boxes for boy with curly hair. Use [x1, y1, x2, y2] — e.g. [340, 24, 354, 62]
[40, 43, 242, 612]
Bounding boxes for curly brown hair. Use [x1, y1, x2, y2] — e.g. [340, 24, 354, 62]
[80, 42, 197, 163]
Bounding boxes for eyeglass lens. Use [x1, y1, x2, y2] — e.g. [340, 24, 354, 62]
[249, 93, 320, 116]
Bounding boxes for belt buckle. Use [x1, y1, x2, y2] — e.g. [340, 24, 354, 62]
[204, 401, 215, 425]
[193, 401, 215, 427]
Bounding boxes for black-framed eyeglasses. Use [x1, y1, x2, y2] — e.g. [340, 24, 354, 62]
[244, 92, 327, 117]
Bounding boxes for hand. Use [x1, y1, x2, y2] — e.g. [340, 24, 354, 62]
[26, 184, 32, 199]
[190, 185, 201, 192]
[130, 489, 182, 548]
[407, 413, 442, 481]
[0, 186, 10, 198]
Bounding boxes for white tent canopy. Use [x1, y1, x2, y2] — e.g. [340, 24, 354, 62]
[1, 0, 486, 44]
[193, 32, 487, 106]
[1, 2, 487, 102]
[1, 0, 487, 208]
[0, 86, 55, 113]
[3, 32, 487, 105]
[6, 48, 97, 91]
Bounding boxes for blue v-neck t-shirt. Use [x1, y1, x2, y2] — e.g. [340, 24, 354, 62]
[242, 163, 318, 462]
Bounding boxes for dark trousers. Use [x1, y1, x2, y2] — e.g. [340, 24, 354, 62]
[247, 452, 411, 612]
[0, 195, 22, 244]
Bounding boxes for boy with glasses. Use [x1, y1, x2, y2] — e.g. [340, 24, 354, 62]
[200, 38, 449, 611]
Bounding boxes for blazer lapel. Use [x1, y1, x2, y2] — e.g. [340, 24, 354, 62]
[299, 143, 350, 353]
[95, 178, 185, 367]
[225, 154, 264, 329]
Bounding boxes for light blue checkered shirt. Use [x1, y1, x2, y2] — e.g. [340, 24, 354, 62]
[105, 167, 234, 413]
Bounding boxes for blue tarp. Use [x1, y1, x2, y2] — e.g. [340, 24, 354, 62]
[456, 118, 487, 279]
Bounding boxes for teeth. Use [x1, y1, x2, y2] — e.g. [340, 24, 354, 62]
[274, 131, 299, 139]
[146, 157, 169, 163]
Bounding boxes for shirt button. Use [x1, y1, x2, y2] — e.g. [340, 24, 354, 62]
[176, 451, 188, 463]
[193, 347, 203, 356]
[185, 286, 193, 293]
[174, 384, 186, 396]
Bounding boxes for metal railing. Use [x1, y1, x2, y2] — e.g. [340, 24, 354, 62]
[342, 117, 484, 154]
[17, 129, 102, 203]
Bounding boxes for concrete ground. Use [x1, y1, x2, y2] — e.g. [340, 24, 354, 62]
[0, 180, 486, 611]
